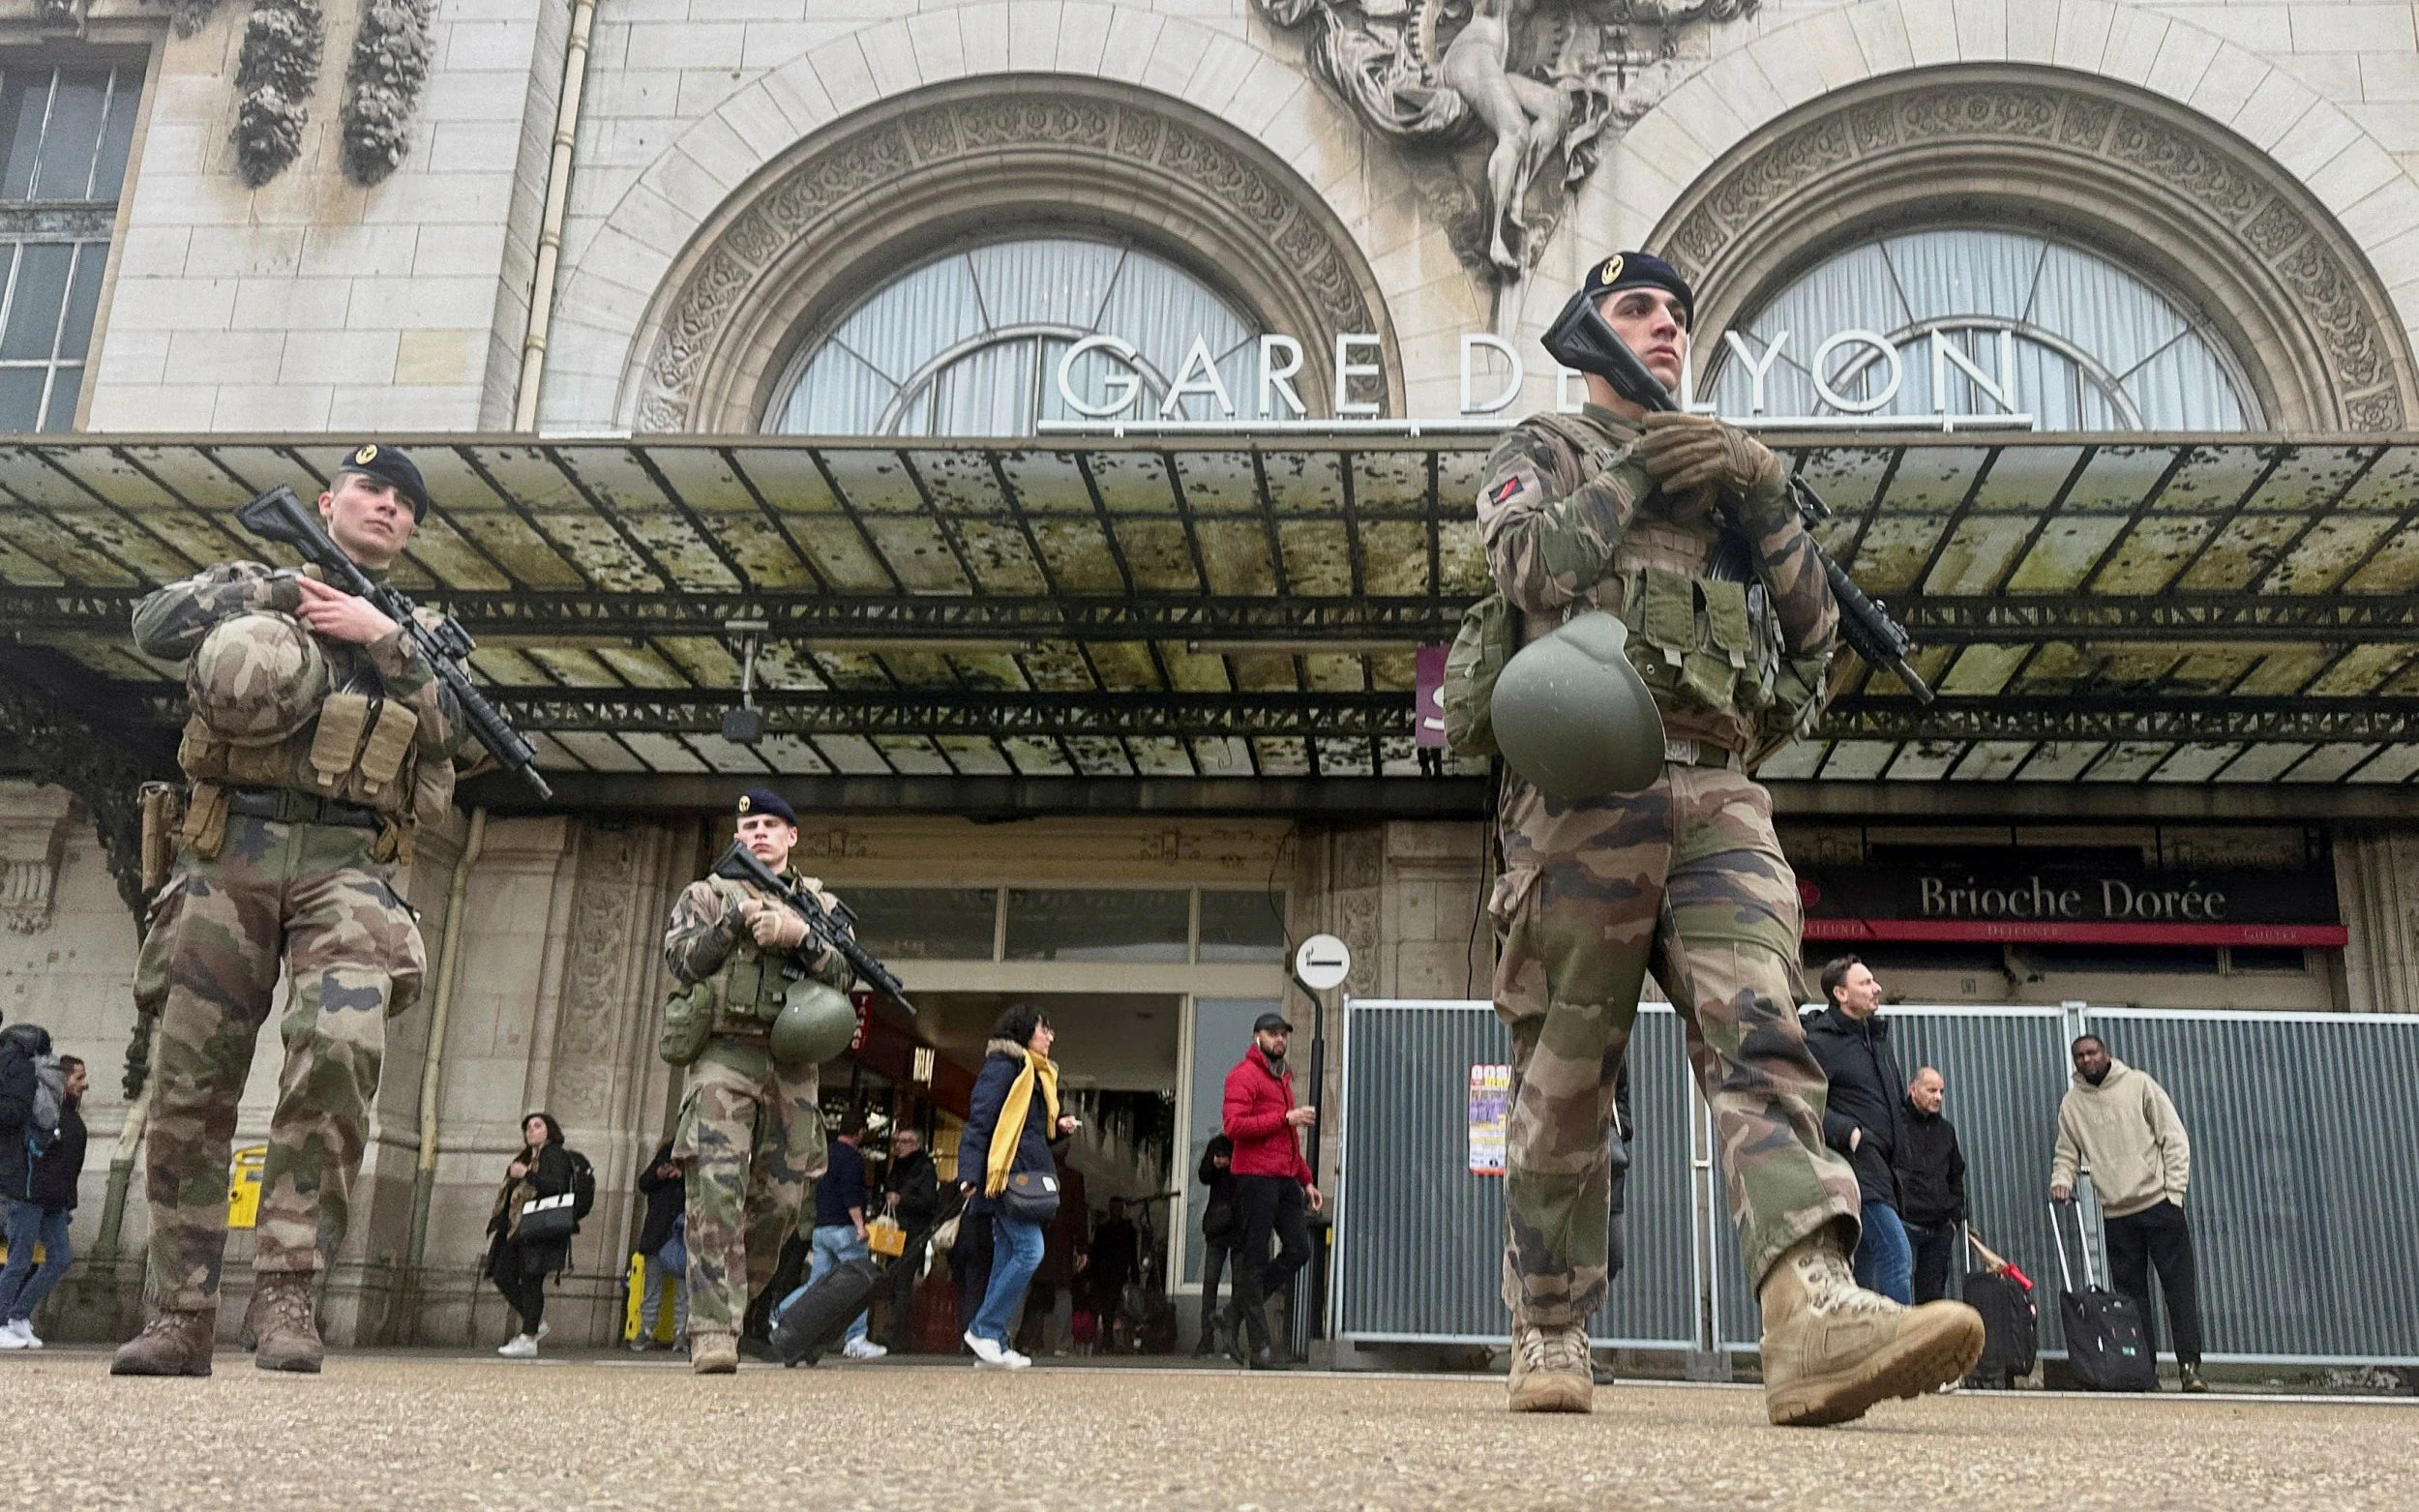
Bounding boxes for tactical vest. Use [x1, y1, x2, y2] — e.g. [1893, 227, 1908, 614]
[704, 877, 795, 1033]
[1444, 412, 1829, 759]
[177, 612, 455, 862]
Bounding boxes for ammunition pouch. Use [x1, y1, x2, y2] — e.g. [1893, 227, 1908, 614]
[139, 782, 185, 892]
[659, 979, 716, 1067]
[1442, 592, 1518, 759]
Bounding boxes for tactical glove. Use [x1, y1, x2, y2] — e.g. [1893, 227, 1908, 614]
[743, 899, 809, 951]
[1634, 412, 1790, 530]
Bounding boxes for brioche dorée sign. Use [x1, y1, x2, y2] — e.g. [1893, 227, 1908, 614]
[1798, 860, 2345, 948]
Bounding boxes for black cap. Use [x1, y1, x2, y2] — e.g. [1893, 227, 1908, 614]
[1252, 1012, 1294, 1035]
[334, 443, 430, 520]
[734, 786, 797, 826]
[1578, 251, 1694, 325]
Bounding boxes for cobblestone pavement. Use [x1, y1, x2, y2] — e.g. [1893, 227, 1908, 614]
[11, 1349, 2412, 1511]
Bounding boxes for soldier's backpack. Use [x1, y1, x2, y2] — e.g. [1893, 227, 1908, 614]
[565, 1147, 597, 1228]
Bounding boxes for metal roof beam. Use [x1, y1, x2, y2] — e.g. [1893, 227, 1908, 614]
[15, 587, 2416, 644]
[1832, 697, 2419, 743]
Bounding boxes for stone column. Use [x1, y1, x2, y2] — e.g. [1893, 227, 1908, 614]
[2336, 828, 2419, 1016]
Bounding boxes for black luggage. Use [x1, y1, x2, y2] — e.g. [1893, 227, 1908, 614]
[768, 1256, 883, 1367]
[1961, 1260, 2037, 1388]
[2050, 1201, 2157, 1392]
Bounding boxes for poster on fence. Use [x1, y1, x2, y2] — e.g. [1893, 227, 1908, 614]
[1467, 1063, 1510, 1175]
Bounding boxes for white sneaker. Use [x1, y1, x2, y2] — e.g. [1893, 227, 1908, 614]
[842, 1337, 888, 1360]
[534, 1321, 551, 1343]
[497, 1334, 538, 1358]
[1000, 1347, 1032, 1371]
[15, 1320, 39, 1350]
[0, 1320, 26, 1350]
[964, 1329, 1006, 1367]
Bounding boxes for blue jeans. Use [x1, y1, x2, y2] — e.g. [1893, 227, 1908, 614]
[969, 1214, 1045, 1347]
[776, 1224, 871, 1345]
[640, 1234, 687, 1341]
[1853, 1200, 1913, 1305]
[0, 1200, 72, 1323]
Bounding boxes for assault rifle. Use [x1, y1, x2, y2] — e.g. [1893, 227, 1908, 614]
[1541, 289, 1935, 702]
[235, 485, 554, 798]
[712, 840, 916, 1017]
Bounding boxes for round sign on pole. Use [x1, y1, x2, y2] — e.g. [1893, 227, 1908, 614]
[1295, 934, 1351, 992]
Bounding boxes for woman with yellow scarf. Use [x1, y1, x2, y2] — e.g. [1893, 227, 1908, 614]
[954, 1004, 1081, 1369]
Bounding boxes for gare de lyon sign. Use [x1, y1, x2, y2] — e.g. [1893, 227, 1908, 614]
[1037, 325, 2038, 434]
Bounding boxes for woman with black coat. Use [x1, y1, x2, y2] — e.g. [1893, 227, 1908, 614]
[954, 1004, 1080, 1369]
[488, 1112, 574, 1357]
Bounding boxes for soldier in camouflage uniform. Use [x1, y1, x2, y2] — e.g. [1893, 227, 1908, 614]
[113, 445, 464, 1378]
[1478, 254, 1982, 1425]
[661, 787, 848, 1375]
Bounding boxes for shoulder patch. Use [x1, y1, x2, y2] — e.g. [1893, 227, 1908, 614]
[1488, 475, 1523, 507]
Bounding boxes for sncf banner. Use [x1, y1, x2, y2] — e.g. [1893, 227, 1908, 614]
[1797, 859, 2345, 948]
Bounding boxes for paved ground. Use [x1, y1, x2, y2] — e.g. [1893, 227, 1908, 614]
[12, 1348, 2412, 1511]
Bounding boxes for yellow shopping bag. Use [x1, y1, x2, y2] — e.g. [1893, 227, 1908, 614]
[865, 1217, 908, 1260]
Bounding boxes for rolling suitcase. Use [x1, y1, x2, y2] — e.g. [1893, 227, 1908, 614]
[768, 1255, 883, 1367]
[1960, 1228, 2038, 1388]
[2050, 1201, 2157, 1391]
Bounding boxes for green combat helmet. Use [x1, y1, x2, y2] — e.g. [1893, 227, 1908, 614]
[1490, 611, 1666, 798]
[186, 609, 330, 744]
[770, 979, 856, 1068]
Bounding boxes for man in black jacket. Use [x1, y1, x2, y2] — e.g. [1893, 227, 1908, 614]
[1194, 1134, 1239, 1356]
[879, 1127, 941, 1351]
[630, 1140, 686, 1350]
[1805, 957, 1913, 1304]
[1, 1052, 84, 1349]
[1896, 1067, 1967, 1305]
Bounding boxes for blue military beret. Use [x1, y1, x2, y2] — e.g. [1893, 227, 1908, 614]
[334, 442, 430, 520]
[735, 786, 797, 826]
[1580, 251, 1695, 325]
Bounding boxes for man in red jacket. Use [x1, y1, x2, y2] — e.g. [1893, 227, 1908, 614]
[1218, 1012, 1324, 1368]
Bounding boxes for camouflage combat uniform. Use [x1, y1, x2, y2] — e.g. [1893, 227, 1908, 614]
[661, 874, 849, 1340]
[130, 562, 459, 1312]
[1478, 404, 1862, 1326]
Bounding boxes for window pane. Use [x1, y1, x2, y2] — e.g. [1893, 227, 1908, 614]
[90, 68, 138, 201]
[53, 243, 105, 360]
[35, 70, 108, 200]
[843, 887, 997, 960]
[0, 73, 49, 200]
[41, 363, 76, 431]
[2228, 947, 2307, 974]
[1199, 891, 1287, 964]
[1004, 889, 1189, 963]
[1, 243, 73, 360]
[0, 368, 45, 431]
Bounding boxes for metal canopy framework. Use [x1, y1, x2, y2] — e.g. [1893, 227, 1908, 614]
[0, 432, 2414, 792]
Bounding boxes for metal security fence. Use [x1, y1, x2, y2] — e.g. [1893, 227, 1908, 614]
[1335, 997, 2419, 1367]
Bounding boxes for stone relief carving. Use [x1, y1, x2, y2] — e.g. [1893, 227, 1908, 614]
[0, 786, 74, 935]
[549, 824, 648, 1120]
[638, 93, 1379, 431]
[1663, 82, 2411, 430]
[1252, 0, 1759, 278]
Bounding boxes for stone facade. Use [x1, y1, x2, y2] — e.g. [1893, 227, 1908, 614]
[6, 0, 2417, 1339]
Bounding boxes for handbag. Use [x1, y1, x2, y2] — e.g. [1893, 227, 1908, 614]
[1000, 1169, 1060, 1225]
[518, 1191, 578, 1244]
[865, 1216, 908, 1259]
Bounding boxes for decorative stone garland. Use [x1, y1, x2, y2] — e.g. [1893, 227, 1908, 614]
[232, 0, 322, 188]
[341, 0, 437, 187]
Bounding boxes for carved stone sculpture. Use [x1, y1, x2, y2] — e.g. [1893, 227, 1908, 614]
[1254, 0, 1760, 278]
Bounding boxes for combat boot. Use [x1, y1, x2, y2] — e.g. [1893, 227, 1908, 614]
[109, 1311, 216, 1377]
[246, 1272, 323, 1373]
[1507, 1319, 1593, 1413]
[1757, 1233, 1984, 1427]
[691, 1331, 739, 1374]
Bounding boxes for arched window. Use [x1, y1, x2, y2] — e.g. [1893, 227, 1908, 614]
[1705, 228, 2257, 430]
[766, 237, 1262, 436]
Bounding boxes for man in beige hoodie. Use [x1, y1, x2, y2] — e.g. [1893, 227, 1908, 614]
[2049, 1034, 2206, 1391]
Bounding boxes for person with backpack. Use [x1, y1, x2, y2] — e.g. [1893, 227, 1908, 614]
[1, 1051, 84, 1349]
[0, 1022, 61, 1205]
[487, 1112, 579, 1357]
